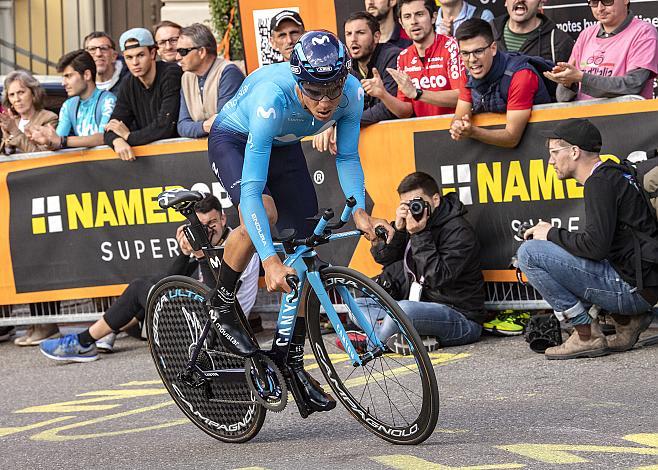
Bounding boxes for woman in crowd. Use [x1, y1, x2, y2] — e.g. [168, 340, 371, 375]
[0, 71, 60, 345]
[0, 70, 58, 154]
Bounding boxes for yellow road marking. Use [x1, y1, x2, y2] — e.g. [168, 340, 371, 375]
[30, 400, 186, 442]
[626, 434, 658, 448]
[4, 350, 468, 441]
[497, 443, 658, 464]
[0, 417, 76, 437]
[119, 380, 164, 386]
[341, 353, 469, 389]
[372, 455, 525, 469]
[16, 388, 169, 413]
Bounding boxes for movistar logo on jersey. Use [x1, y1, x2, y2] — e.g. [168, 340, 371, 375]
[257, 106, 277, 120]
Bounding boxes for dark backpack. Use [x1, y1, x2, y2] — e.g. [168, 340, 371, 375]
[500, 53, 558, 103]
[608, 154, 658, 291]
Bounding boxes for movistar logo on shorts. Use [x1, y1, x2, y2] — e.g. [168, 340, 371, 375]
[31, 196, 63, 234]
[257, 106, 277, 119]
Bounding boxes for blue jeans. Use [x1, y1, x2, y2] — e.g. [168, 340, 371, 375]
[355, 298, 482, 347]
[517, 240, 652, 321]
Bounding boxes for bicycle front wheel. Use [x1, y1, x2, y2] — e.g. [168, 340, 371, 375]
[146, 275, 265, 443]
[304, 267, 439, 444]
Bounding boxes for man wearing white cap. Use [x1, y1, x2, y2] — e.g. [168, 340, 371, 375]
[103, 27, 182, 160]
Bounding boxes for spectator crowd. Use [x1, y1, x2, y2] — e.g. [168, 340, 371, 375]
[1, 0, 657, 360]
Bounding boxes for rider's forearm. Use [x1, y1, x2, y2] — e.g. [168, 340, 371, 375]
[240, 180, 277, 261]
[335, 154, 366, 210]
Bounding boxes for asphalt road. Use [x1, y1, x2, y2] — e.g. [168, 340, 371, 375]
[1, 323, 657, 470]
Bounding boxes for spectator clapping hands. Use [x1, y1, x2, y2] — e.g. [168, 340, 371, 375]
[544, 62, 583, 88]
[450, 114, 473, 141]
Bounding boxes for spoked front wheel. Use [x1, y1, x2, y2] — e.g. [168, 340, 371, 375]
[304, 267, 439, 444]
[146, 275, 266, 443]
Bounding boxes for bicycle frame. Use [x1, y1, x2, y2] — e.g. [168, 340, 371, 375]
[179, 199, 387, 386]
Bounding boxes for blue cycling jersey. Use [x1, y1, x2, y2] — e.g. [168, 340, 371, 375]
[56, 88, 116, 137]
[216, 62, 366, 261]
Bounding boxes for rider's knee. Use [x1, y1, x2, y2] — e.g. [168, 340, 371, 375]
[263, 196, 278, 226]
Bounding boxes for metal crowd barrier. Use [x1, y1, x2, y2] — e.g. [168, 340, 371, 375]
[0, 282, 550, 327]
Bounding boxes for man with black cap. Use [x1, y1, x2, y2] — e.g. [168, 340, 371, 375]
[517, 118, 658, 360]
[269, 10, 305, 62]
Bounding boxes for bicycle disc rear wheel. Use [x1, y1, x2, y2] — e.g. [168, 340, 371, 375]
[304, 267, 439, 445]
[146, 275, 265, 443]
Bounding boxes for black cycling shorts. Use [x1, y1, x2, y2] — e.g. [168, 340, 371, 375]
[208, 126, 318, 237]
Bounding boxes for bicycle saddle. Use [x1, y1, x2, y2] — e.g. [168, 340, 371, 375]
[272, 229, 296, 243]
[158, 188, 204, 210]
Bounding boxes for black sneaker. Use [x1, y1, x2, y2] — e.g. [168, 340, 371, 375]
[0, 326, 15, 342]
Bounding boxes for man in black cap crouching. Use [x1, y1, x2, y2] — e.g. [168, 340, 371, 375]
[517, 118, 657, 360]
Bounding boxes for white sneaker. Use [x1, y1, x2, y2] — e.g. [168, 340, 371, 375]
[96, 332, 116, 353]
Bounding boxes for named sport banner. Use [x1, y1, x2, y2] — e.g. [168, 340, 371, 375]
[2, 99, 658, 304]
[0, 141, 234, 304]
[0, 139, 365, 305]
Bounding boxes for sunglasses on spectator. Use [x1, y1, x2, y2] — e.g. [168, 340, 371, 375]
[157, 36, 179, 47]
[459, 43, 493, 59]
[299, 78, 346, 101]
[176, 46, 201, 57]
[86, 45, 113, 54]
[587, 0, 615, 6]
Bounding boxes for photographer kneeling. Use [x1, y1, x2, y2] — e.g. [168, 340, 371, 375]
[347, 172, 490, 354]
[518, 119, 657, 360]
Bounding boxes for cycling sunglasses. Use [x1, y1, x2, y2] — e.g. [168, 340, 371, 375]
[176, 46, 200, 57]
[587, 0, 615, 7]
[299, 78, 346, 101]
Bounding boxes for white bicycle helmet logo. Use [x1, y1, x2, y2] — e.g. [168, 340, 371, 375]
[311, 35, 330, 45]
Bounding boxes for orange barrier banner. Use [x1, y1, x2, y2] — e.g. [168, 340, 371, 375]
[2, 99, 658, 304]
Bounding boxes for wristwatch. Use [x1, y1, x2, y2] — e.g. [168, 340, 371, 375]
[414, 88, 424, 100]
[60, 135, 68, 149]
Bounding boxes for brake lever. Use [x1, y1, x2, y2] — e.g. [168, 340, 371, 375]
[285, 274, 300, 302]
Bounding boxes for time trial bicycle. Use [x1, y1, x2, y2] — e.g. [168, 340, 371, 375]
[146, 188, 439, 444]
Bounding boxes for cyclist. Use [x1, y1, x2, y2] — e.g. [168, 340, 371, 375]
[207, 30, 385, 416]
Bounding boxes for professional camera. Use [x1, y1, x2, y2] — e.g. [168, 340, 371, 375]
[516, 221, 533, 240]
[408, 197, 431, 221]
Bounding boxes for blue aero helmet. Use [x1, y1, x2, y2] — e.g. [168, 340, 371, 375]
[289, 30, 351, 100]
